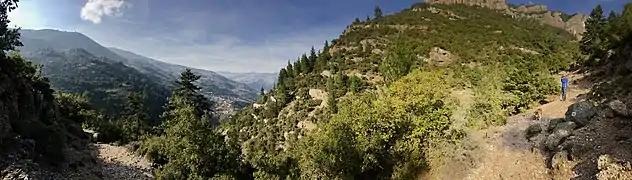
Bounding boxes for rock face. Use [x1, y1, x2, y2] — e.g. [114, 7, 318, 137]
[541, 12, 566, 29]
[428, 47, 456, 67]
[426, 0, 508, 10]
[424, 0, 586, 39]
[566, 14, 588, 38]
[515, 5, 547, 13]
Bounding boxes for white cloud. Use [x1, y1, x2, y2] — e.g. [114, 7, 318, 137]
[80, 0, 130, 24]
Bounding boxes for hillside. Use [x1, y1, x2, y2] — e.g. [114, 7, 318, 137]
[107, 47, 259, 104]
[21, 48, 170, 120]
[212, 2, 582, 179]
[18, 29, 259, 109]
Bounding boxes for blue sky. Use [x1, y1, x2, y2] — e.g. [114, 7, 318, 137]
[8, 0, 630, 73]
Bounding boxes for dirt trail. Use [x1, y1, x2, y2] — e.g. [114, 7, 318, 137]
[463, 74, 590, 180]
[93, 143, 154, 180]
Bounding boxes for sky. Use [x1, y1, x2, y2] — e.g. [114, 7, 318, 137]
[8, 0, 631, 73]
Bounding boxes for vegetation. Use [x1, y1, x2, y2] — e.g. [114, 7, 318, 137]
[221, 2, 580, 179]
[17, 0, 632, 179]
[580, 3, 632, 64]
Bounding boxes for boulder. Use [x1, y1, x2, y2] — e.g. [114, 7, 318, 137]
[545, 133, 564, 151]
[608, 100, 628, 116]
[551, 151, 570, 169]
[525, 123, 542, 139]
[553, 121, 577, 138]
[547, 118, 565, 132]
[545, 121, 576, 151]
[565, 101, 596, 126]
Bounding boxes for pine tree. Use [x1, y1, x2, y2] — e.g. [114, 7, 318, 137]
[374, 6, 383, 19]
[278, 68, 288, 87]
[286, 60, 294, 78]
[259, 87, 268, 102]
[163, 69, 212, 128]
[354, 17, 361, 24]
[300, 54, 310, 73]
[122, 92, 151, 141]
[309, 46, 318, 71]
[580, 5, 606, 56]
[366, 15, 371, 22]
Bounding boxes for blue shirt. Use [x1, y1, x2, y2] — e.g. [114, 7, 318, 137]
[561, 77, 569, 89]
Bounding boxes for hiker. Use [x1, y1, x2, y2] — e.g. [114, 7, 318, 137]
[561, 75, 569, 101]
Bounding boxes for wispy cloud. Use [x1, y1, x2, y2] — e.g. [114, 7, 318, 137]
[80, 0, 131, 24]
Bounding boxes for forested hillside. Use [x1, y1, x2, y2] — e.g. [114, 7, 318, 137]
[22, 48, 170, 120]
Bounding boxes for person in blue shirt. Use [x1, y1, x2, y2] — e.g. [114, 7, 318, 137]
[561, 75, 569, 101]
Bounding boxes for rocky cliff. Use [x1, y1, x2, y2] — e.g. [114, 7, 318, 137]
[426, 0, 508, 9]
[425, 0, 586, 39]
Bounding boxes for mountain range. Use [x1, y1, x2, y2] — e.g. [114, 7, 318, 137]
[17, 29, 278, 112]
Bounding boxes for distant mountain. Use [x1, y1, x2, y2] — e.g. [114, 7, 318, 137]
[106, 47, 259, 102]
[22, 48, 170, 118]
[217, 71, 278, 91]
[17, 29, 259, 110]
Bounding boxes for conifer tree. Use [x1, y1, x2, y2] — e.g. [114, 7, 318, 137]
[162, 69, 212, 128]
[354, 17, 361, 24]
[374, 5, 383, 19]
[580, 5, 606, 56]
[286, 60, 294, 78]
[122, 92, 151, 141]
[300, 54, 310, 73]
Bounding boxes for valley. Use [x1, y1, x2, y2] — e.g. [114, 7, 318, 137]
[3, 0, 632, 179]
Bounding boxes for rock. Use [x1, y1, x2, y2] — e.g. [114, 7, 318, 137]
[544, 122, 576, 151]
[599, 107, 616, 118]
[525, 123, 542, 139]
[252, 103, 264, 109]
[320, 70, 332, 77]
[565, 101, 596, 126]
[547, 118, 565, 132]
[542, 11, 565, 29]
[428, 47, 456, 67]
[545, 133, 564, 151]
[608, 100, 628, 116]
[597, 155, 632, 180]
[553, 121, 577, 138]
[551, 151, 570, 169]
[371, 48, 383, 54]
[565, 13, 588, 39]
[515, 5, 547, 13]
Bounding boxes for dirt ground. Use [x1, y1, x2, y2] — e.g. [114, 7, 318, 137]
[93, 143, 154, 180]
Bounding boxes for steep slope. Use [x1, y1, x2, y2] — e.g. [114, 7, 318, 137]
[21, 48, 171, 119]
[217, 71, 278, 91]
[18, 29, 258, 110]
[221, 2, 581, 179]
